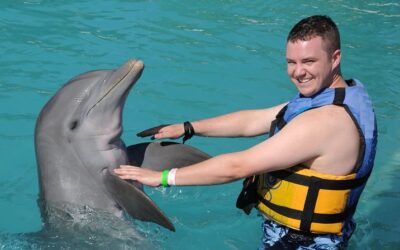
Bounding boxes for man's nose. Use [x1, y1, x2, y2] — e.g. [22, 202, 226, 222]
[293, 64, 306, 77]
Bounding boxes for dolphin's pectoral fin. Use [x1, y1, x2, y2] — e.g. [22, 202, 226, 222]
[103, 169, 175, 231]
[136, 124, 171, 138]
[126, 142, 150, 166]
[127, 142, 211, 171]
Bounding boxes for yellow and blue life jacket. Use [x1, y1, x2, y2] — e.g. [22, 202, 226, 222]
[237, 79, 377, 235]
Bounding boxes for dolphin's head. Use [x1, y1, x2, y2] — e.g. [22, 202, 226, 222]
[35, 60, 144, 171]
[66, 60, 144, 139]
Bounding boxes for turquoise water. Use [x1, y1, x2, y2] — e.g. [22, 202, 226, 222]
[0, 0, 399, 249]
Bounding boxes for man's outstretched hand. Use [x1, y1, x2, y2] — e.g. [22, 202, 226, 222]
[136, 124, 185, 140]
[136, 124, 171, 139]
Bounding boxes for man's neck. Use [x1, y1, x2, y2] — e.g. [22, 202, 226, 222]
[330, 72, 347, 88]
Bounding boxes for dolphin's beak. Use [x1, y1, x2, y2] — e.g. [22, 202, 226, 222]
[88, 59, 144, 114]
[116, 60, 144, 88]
[103, 59, 144, 101]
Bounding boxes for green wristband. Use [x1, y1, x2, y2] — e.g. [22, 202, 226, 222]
[161, 169, 170, 187]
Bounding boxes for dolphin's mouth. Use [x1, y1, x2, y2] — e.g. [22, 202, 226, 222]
[87, 60, 144, 114]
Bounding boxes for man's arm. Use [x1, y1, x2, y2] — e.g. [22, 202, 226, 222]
[116, 105, 360, 186]
[166, 109, 323, 185]
[192, 102, 287, 137]
[143, 102, 288, 140]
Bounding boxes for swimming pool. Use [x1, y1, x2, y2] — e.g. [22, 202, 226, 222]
[0, 1, 399, 249]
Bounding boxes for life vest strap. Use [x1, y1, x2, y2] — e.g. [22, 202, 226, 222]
[269, 105, 288, 137]
[268, 168, 372, 190]
[333, 87, 346, 105]
[258, 192, 358, 225]
[300, 176, 321, 231]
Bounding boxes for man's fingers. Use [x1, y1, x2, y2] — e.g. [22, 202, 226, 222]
[118, 165, 134, 169]
[116, 174, 133, 180]
[136, 124, 170, 137]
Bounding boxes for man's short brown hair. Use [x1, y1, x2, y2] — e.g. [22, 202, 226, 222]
[287, 15, 341, 54]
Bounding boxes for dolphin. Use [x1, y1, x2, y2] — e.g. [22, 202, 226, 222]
[34, 60, 210, 233]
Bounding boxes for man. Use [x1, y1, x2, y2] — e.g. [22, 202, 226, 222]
[114, 15, 377, 249]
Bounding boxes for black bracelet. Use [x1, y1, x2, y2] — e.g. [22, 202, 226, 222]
[182, 121, 195, 144]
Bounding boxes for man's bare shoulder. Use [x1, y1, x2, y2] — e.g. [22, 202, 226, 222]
[288, 104, 360, 175]
[240, 104, 360, 175]
[301, 104, 353, 128]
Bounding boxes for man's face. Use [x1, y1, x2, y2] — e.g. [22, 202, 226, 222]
[286, 36, 336, 97]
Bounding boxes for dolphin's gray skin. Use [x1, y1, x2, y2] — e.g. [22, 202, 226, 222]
[34, 60, 209, 233]
[127, 141, 211, 171]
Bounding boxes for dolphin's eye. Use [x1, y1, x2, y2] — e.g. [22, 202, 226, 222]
[69, 120, 79, 130]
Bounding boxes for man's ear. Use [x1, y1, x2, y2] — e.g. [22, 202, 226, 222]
[331, 49, 341, 70]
